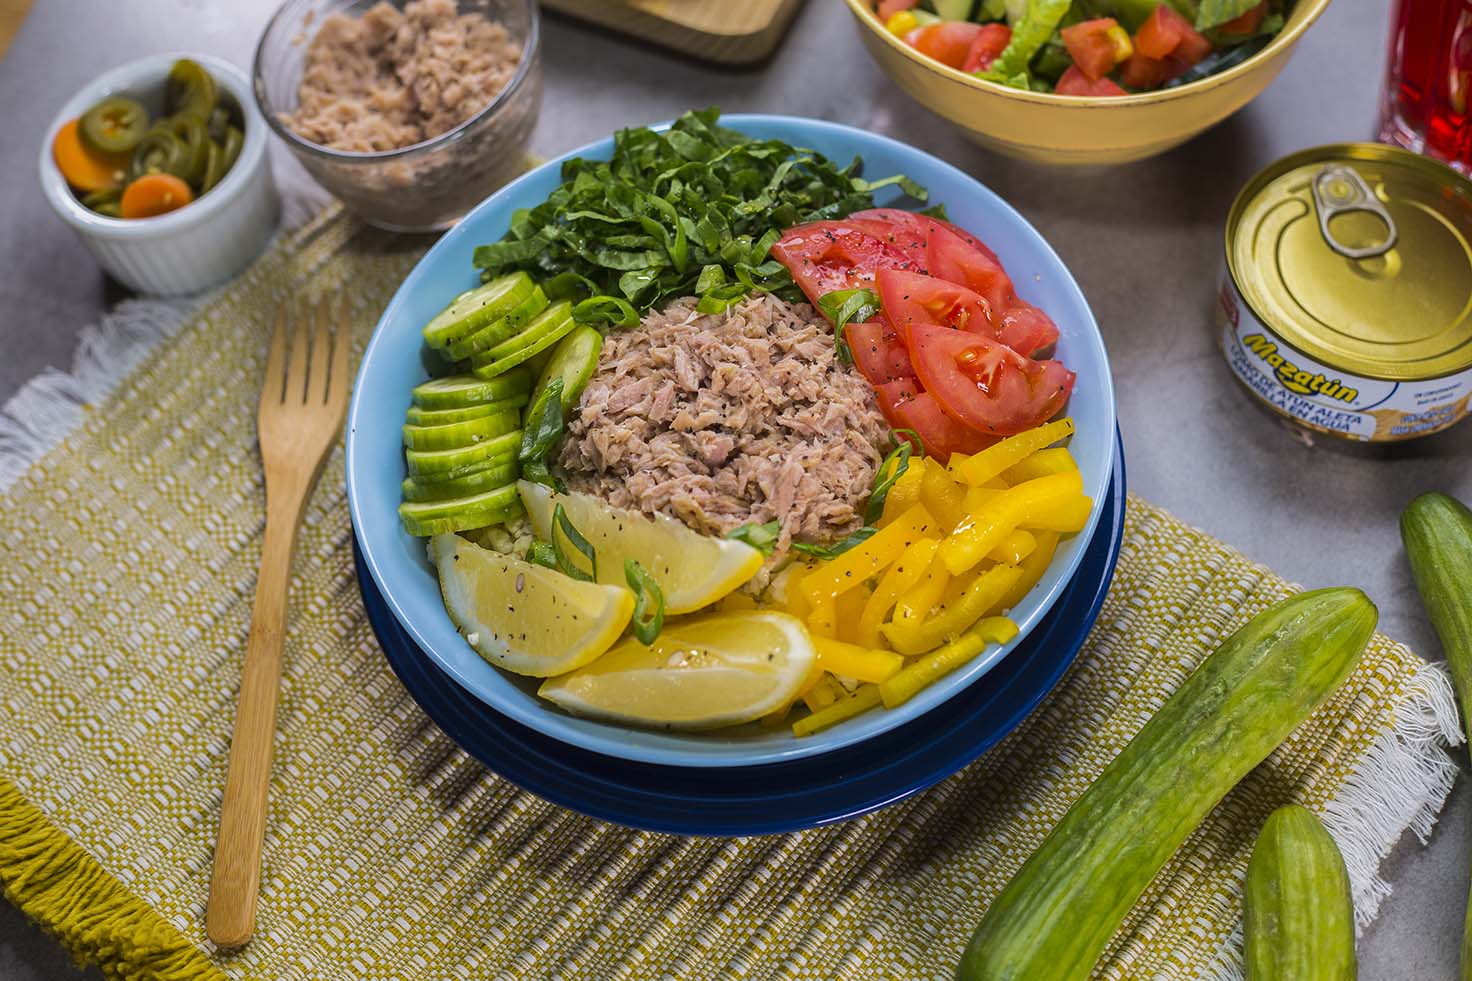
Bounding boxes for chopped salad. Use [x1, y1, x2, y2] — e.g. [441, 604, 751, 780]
[876, 0, 1286, 96]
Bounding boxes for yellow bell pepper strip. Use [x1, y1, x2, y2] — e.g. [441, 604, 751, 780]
[1000, 446, 1076, 485]
[921, 464, 969, 533]
[856, 538, 938, 647]
[1019, 495, 1093, 533]
[884, 10, 920, 37]
[883, 563, 1023, 655]
[833, 583, 872, 645]
[951, 418, 1075, 487]
[814, 636, 904, 684]
[807, 593, 839, 639]
[997, 531, 1059, 614]
[879, 617, 1020, 708]
[940, 470, 1083, 576]
[988, 529, 1037, 566]
[717, 591, 758, 612]
[887, 553, 951, 646]
[880, 456, 928, 525]
[801, 674, 846, 713]
[800, 503, 938, 603]
[793, 684, 883, 737]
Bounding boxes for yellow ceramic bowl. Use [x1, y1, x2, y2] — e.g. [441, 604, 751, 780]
[843, 0, 1333, 164]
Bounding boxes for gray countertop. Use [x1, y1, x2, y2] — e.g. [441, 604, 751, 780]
[2, 0, 1469, 977]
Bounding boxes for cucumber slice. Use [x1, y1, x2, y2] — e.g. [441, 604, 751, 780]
[401, 410, 520, 451]
[421, 273, 536, 351]
[925, 0, 976, 19]
[471, 306, 579, 380]
[401, 460, 520, 502]
[406, 430, 521, 478]
[534, 324, 604, 415]
[411, 369, 531, 410]
[481, 301, 574, 361]
[404, 393, 529, 426]
[399, 492, 525, 537]
[522, 344, 556, 381]
[445, 287, 550, 361]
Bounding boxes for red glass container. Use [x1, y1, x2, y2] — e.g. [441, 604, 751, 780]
[1379, 0, 1472, 172]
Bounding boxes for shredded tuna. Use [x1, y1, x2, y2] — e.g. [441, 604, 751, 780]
[284, 0, 521, 153]
[559, 294, 893, 575]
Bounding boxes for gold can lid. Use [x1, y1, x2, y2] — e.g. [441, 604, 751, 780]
[1226, 143, 1472, 381]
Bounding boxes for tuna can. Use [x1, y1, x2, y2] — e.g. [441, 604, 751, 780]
[1217, 143, 1472, 442]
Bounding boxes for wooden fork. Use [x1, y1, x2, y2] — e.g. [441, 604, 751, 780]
[207, 295, 351, 948]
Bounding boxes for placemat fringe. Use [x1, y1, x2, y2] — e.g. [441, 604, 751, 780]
[0, 777, 227, 981]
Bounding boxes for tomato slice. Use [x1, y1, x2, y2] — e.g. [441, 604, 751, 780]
[771, 219, 928, 308]
[996, 299, 1061, 358]
[907, 323, 1075, 436]
[1061, 18, 1124, 81]
[1056, 65, 1129, 96]
[1135, 6, 1210, 64]
[1171, 24, 1213, 68]
[924, 223, 1013, 316]
[875, 379, 996, 460]
[910, 22, 986, 70]
[847, 319, 915, 385]
[850, 208, 1000, 263]
[961, 23, 1012, 73]
[876, 268, 994, 338]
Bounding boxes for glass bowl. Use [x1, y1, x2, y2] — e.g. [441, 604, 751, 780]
[253, 0, 541, 231]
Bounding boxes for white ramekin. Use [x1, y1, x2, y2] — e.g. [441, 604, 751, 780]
[38, 53, 279, 296]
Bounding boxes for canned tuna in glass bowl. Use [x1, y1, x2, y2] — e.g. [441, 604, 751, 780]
[1217, 143, 1472, 443]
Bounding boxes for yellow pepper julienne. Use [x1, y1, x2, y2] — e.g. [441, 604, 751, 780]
[920, 465, 969, 532]
[833, 583, 872, 645]
[883, 562, 1022, 655]
[855, 537, 938, 648]
[800, 503, 938, 603]
[802, 675, 846, 713]
[997, 530, 1060, 614]
[813, 636, 904, 684]
[807, 593, 838, 639]
[887, 552, 951, 643]
[1000, 446, 1076, 485]
[952, 418, 1075, 487]
[880, 455, 928, 525]
[879, 617, 1020, 708]
[987, 528, 1037, 566]
[940, 470, 1085, 576]
[793, 684, 882, 737]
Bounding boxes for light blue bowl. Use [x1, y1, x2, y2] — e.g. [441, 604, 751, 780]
[345, 114, 1116, 768]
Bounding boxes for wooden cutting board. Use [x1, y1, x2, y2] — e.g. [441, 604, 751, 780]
[542, 0, 808, 65]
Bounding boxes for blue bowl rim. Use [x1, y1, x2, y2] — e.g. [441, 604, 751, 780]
[345, 112, 1117, 768]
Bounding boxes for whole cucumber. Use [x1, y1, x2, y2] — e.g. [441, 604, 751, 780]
[1400, 491, 1472, 980]
[956, 588, 1376, 981]
[1244, 805, 1356, 980]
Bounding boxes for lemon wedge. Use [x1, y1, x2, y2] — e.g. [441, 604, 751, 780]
[518, 481, 764, 614]
[428, 534, 634, 677]
[537, 611, 816, 730]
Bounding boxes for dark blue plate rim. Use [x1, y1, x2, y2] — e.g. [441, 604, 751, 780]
[356, 430, 1126, 836]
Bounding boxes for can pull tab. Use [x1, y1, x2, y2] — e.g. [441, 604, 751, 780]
[1312, 164, 1397, 259]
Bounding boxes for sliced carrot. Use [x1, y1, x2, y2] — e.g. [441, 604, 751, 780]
[119, 174, 195, 219]
[53, 118, 128, 193]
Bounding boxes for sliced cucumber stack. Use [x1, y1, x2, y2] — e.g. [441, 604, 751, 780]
[421, 272, 537, 352]
[410, 368, 530, 411]
[470, 301, 578, 380]
[445, 287, 550, 361]
[399, 490, 526, 537]
[401, 410, 520, 451]
[535, 323, 604, 415]
[404, 393, 530, 427]
[406, 430, 522, 480]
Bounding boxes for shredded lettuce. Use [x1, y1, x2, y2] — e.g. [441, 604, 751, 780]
[979, 0, 1073, 88]
[473, 108, 927, 318]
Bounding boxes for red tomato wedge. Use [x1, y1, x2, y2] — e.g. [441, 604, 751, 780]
[996, 299, 1061, 358]
[847, 319, 916, 385]
[875, 379, 997, 460]
[910, 22, 985, 70]
[1061, 18, 1126, 81]
[961, 23, 1012, 73]
[1056, 65, 1129, 97]
[850, 208, 999, 262]
[1218, 1, 1267, 35]
[1135, 6, 1210, 62]
[876, 268, 994, 337]
[908, 323, 1075, 436]
[1120, 52, 1173, 89]
[925, 223, 1013, 316]
[771, 219, 928, 308]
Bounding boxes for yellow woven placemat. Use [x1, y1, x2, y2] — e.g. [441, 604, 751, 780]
[0, 209, 1460, 981]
